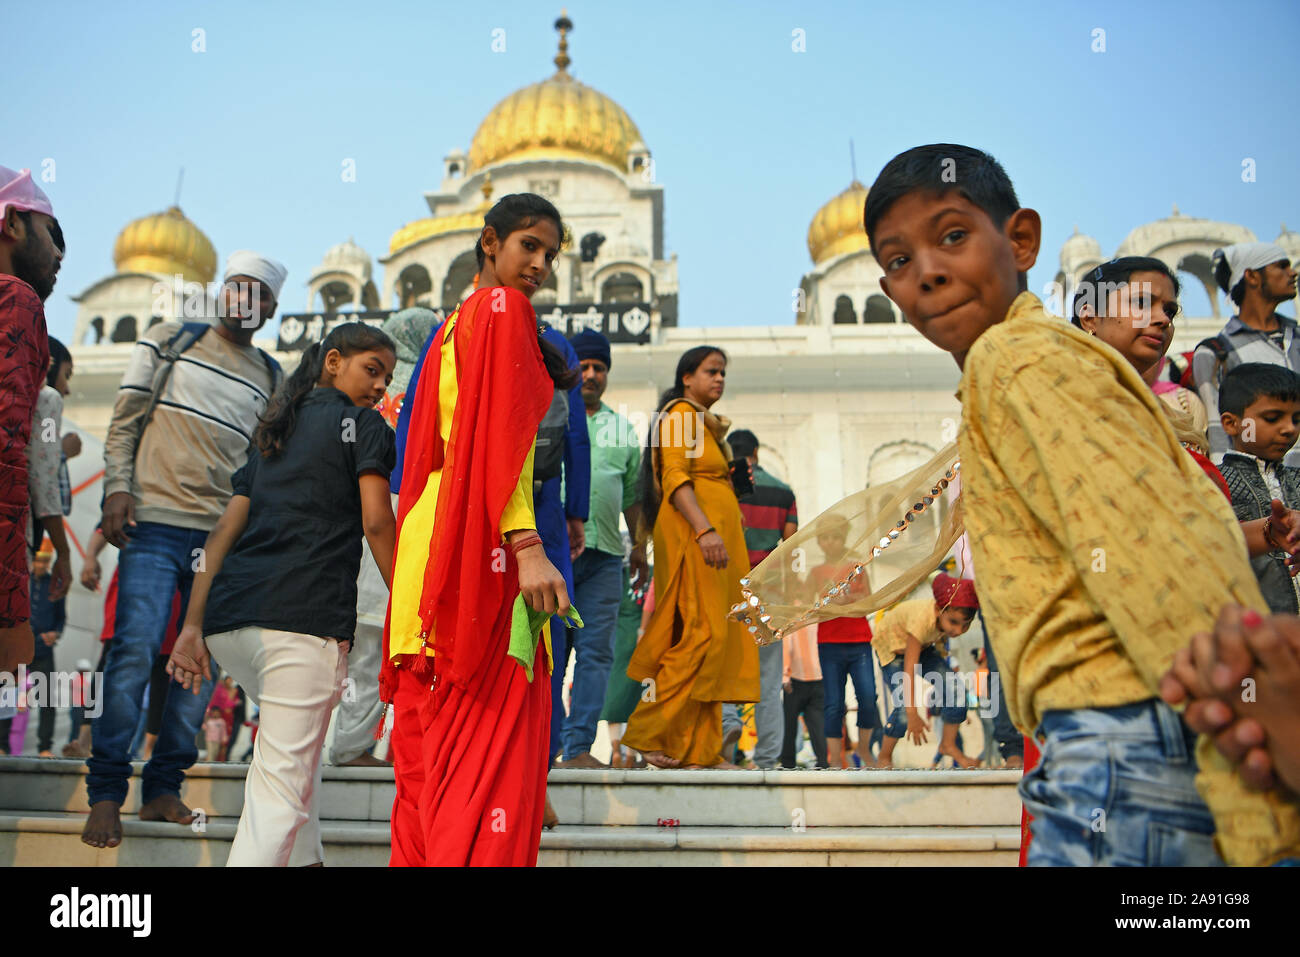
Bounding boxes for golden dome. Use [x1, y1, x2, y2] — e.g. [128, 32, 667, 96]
[807, 181, 870, 265]
[467, 15, 642, 173]
[113, 206, 216, 285]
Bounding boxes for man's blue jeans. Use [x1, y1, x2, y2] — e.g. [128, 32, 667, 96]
[979, 611, 1023, 760]
[86, 522, 215, 807]
[551, 548, 624, 761]
[1019, 700, 1223, 866]
[880, 645, 967, 737]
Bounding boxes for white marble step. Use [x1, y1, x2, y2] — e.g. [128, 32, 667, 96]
[0, 758, 1023, 829]
[0, 811, 1020, 867]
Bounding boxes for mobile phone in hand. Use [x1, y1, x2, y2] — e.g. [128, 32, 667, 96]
[730, 458, 754, 496]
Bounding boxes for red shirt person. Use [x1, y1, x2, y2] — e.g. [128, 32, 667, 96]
[0, 166, 61, 674]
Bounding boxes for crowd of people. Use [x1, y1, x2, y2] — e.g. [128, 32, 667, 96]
[1, 146, 1298, 868]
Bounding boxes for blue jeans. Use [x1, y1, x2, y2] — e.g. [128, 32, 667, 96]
[1019, 700, 1223, 866]
[819, 642, 879, 735]
[980, 611, 1023, 760]
[880, 645, 967, 738]
[551, 549, 624, 761]
[86, 522, 215, 806]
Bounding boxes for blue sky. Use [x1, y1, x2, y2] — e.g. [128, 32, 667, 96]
[8, 0, 1297, 343]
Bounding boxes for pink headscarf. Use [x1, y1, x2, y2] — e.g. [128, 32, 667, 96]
[0, 166, 55, 223]
[1150, 356, 1180, 396]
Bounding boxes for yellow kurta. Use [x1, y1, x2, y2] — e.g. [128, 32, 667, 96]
[624, 400, 758, 766]
[388, 312, 546, 665]
[959, 291, 1300, 867]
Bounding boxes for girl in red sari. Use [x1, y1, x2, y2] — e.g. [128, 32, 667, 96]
[383, 193, 577, 866]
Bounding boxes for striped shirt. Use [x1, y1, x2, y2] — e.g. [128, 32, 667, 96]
[103, 321, 279, 532]
[737, 464, 797, 566]
[1192, 312, 1300, 466]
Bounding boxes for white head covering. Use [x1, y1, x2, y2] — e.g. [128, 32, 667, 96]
[223, 250, 288, 300]
[1214, 242, 1290, 296]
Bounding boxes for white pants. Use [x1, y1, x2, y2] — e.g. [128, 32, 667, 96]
[329, 538, 387, 764]
[207, 627, 347, 867]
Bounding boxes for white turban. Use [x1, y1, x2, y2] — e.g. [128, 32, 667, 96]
[223, 250, 288, 300]
[1213, 242, 1289, 295]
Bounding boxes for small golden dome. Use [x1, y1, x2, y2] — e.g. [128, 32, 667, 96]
[113, 206, 217, 285]
[389, 207, 487, 256]
[807, 181, 870, 265]
[467, 16, 643, 173]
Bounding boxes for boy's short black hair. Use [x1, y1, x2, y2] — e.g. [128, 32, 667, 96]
[1069, 256, 1181, 328]
[1219, 362, 1300, 417]
[863, 144, 1020, 252]
[727, 429, 758, 458]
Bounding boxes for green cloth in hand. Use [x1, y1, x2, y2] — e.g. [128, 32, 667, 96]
[509, 595, 583, 682]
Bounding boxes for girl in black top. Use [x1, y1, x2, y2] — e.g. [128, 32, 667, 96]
[168, 321, 397, 866]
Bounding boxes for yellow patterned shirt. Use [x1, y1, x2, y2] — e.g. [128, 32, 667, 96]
[872, 599, 943, 667]
[958, 291, 1300, 866]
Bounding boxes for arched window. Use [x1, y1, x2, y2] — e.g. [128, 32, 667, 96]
[864, 294, 894, 324]
[111, 316, 137, 343]
[832, 295, 856, 324]
[601, 272, 644, 304]
[440, 252, 478, 311]
[398, 264, 433, 310]
[84, 317, 104, 345]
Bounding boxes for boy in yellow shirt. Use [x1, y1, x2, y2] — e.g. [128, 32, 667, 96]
[873, 573, 980, 768]
[864, 143, 1300, 866]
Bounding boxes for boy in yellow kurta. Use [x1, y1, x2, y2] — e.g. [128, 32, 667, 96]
[864, 143, 1300, 866]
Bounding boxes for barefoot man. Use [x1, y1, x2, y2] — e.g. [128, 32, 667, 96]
[0, 166, 59, 680]
[83, 251, 285, 848]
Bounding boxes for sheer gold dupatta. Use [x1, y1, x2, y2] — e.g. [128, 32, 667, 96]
[729, 443, 964, 646]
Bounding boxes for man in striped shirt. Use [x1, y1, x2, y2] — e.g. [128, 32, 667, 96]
[721, 429, 797, 768]
[83, 251, 285, 851]
[1193, 242, 1300, 464]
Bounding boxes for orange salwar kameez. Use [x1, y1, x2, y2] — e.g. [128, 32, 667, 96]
[623, 399, 758, 766]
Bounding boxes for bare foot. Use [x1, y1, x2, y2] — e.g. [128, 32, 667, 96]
[543, 796, 559, 830]
[641, 750, 681, 769]
[339, 752, 391, 768]
[940, 746, 981, 769]
[139, 793, 195, 825]
[1003, 755, 1023, 769]
[82, 801, 123, 848]
[62, 741, 90, 759]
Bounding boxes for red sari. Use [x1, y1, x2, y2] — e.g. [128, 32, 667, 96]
[383, 286, 554, 866]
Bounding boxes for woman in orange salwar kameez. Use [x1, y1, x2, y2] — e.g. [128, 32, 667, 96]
[381, 193, 577, 866]
[624, 347, 759, 768]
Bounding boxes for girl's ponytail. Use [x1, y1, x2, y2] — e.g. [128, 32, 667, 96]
[253, 321, 396, 459]
[255, 342, 326, 459]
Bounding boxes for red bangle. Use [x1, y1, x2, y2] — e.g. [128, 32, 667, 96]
[508, 533, 543, 556]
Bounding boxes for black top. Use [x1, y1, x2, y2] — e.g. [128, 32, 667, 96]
[204, 387, 395, 643]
